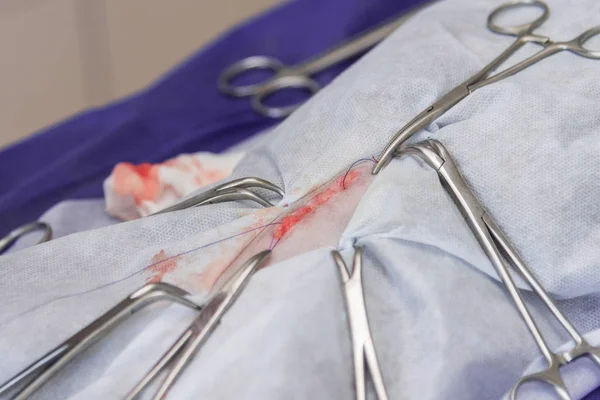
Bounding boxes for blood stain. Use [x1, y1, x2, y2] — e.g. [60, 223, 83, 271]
[273, 169, 360, 241]
[112, 162, 160, 205]
[146, 250, 179, 283]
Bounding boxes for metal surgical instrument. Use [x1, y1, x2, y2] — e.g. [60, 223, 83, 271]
[0, 282, 201, 400]
[127, 249, 271, 400]
[396, 139, 600, 400]
[332, 246, 388, 400]
[1, 176, 284, 256]
[372, 0, 600, 174]
[0, 222, 52, 255]
[218, 11, 418, 118]
[151, 176, 285, 215]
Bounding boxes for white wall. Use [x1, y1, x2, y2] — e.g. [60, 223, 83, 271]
[0, 0, 278, 148]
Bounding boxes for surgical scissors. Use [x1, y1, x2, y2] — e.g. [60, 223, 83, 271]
[396, 139, 600, 400]
[0, 282, 201, 400]
[332, 246, 388, 400]
[127, 249, 271, 400]
[372, 0, 600, 174]
[218, 11, 418, 119]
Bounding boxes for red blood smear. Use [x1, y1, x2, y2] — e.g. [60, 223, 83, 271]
[146, 249, 179, 283]
[135, 163, 153, 176]
[112, 162, 160, 204]
[273, 205, 315, 240]
[273, 169, 360, 241]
